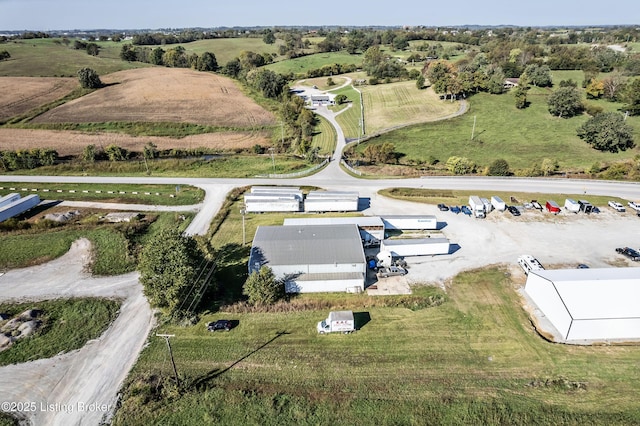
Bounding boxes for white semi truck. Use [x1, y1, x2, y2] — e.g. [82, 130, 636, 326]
[317, 311, 355, 334]
[468, 196, 486, 218]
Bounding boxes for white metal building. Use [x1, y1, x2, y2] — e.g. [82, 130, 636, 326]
[283, 216, 385, 243]
[525, 268, 640, 342]
[381, 215, 438, 230]
[380, 238, 450, 257]
[304, 191, 359, 213]
[249, 224, 366, 293]
[244, 187, 303, 213]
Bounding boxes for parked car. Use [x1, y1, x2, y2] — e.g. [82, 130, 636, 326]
[461, 205, 472, 216]
[377, 266, 407, 278]
[628, 201, 640, 212]
[577, 264, 589, 269]
[507, 205, 521, 216]
[450, 205, 461, 214]
[437, 203, 449, 211]
[616, 247, 640, 261]
[608, 201, 626, 212]
[531, 200, 543, 210]
[207, 319, 232, 332]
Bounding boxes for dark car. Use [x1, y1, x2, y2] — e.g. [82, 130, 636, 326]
[207, 319, 232, 332]
[437, 203, 449, 211]
[450, 205, 461, 214]
[507, 205, 521, 216]
[461, 205, 472, 216]
[616, 247, 640, 261]
[577, 264, 589, 269]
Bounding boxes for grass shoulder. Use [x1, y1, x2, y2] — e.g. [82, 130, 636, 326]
[0, 298, 120, 366]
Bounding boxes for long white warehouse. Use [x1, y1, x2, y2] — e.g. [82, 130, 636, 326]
[380, 238, 450, 257]
[381, 215, 438, 230]
[524, 268, 640, 342]
[283, 216, 385, 242]
[304, 191, 359, 213]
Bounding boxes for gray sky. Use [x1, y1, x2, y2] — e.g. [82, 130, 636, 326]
[0, 0, 638, 31]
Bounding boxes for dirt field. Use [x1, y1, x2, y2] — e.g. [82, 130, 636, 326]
[0, 77, 78, 122]
[0, 128, 272, 156]
[30, 68, 276, 127]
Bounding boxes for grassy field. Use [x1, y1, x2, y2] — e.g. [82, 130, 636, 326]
[0, 211, 193, 272]
[333, 86, 363, 141]
[0, 183, 204, 205]
[264, 52, 363, 76]
[0, 38, 144, 77]
[0, 298, 120, 366]
[113, 267, 640, 425]
[4, 155, 311, 178]
[378, 188, 630, 212]
[352, 90, 639, 172]
[175, 38, 283, 68]
[310, 115, 336, 156]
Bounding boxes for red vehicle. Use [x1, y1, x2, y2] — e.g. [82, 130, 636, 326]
[546, 200, 561, 214]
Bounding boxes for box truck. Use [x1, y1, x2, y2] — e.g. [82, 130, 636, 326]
[317, 311, 355, 334]
[564, 198, 580, 213]
[468, 196, 485, 218]
[546, 200, 561, 214]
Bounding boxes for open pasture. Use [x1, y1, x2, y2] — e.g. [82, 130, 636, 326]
[0, 77, 78, 122]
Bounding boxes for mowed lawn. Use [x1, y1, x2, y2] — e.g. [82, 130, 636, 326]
[114, 268, 640, 424]
[357, 90, 640, 171]
[176, 38, 283, 67]
[264, 51, 363, 75]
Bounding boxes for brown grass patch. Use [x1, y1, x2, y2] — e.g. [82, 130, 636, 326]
[0, 77, 78, 121]
[30, 68, 276, 127]
[0, 128, 272, 156]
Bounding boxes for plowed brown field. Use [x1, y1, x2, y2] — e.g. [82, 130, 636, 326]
[30, 68, 276, 127]
[0, 128, 271, 156]
[0, 77, 78, 121]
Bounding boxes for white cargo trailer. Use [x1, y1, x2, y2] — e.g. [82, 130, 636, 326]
[305, 191, 359, 199]
[0, 193, 21, 209]
[564, 198, 580, 213]
[381, 215, 438, 230]
[304, 198, 358, 212]
[0, 194, 40, 222]
[380, 238, 450, 257]
[251, 186, 301, 195]
[481, 197, 493, 213]
[468, 196, 486, 218]
[491, 196, 506, 211]
[317, 311, 355, 334]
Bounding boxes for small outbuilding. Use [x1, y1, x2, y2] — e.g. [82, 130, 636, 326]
[524, 267, 640, 342]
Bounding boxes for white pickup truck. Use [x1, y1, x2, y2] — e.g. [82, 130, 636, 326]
[628, 201, 640, 212]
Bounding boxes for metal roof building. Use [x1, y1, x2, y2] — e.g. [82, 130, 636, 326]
[524, 268, 640, 342]
[283, 216, 384, 242]
[249, 224, 366, 293]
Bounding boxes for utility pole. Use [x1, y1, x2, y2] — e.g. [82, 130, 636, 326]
[157, 334, 179, 387]
[269, 148, 275, 174]
[240, 207, 246, 245]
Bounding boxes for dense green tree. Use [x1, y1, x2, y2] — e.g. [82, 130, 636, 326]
[163, 46, 188, 67]
[262, 30, 276, 45]
[334, 94, 348, 104]
[139, 228, 207, 313]
[143, 142, 158, 160]
[577, 112, 635, 153]
[622, 78, 640, 116]
[363, 143, 396, 164]
[85, 42, 99, 56]
[150, 47, 164, 65]
[246, 69, 286, 98]
[547, 87, 583, 118]
[446, 156, 475, 175]
[120, 44, 137, 62]
[416, 74, 425, 89]
[243, 266, 284, 306]
[0, 50, 11, 60]
[514, 86, 528, 109]
[585, 79, 604, 99]
[196, 51, 218, 71]
[82, 144, 97, 163]
[487, 159, 510, 176]
[521, 64, 552, 87]
[104, 144, 128, 161]
[77, 67, 102, 89]
[221, 58, 242, 78]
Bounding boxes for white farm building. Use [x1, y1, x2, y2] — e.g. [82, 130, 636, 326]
[524, 268, 640, 342]
[249, 224, 366, 293]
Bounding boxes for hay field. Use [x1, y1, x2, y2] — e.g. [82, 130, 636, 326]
[31, 68, 276, 127]
[361, 81, 460, 134]
[0, 77, 78, 121]
[0, 128, 271, 156]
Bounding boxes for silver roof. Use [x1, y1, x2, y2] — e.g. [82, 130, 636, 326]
[251, 224, 365, 267]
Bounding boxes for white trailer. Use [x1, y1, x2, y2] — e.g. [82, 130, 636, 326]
[517, 255, 544, 275]
[305, 191, 359, 199]
[317, 311, 355, 334]
[0, 194, 40, 222]
[251, 186, 301, 195]
[0, 193, 21, 209]
[468, 196, 486, 218]
[481, 197, 493, 213]
[491, 196, 506, 211]
[380, 238, 450, 257]
[381, 215, 438, 230]
[304, 198, 358, 212]
[564, 198, 580, 213]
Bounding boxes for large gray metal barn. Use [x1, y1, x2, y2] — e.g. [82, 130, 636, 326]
[248, 224, 366, 293]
